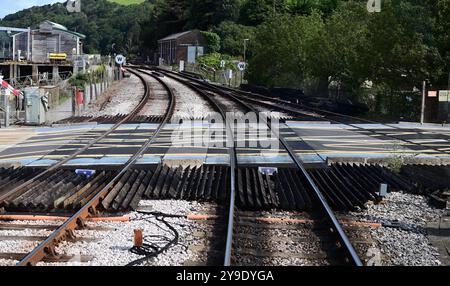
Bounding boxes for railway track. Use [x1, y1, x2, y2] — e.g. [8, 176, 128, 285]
[208, 81, 450, 157]
[56, 115, 165, 125]
[0, 219, 115, 265]
[1, 66, 445, 266]
[0, 69, 150, 203]
[170, 68, 450, 158]
[0, 69, 176, 265]
[151, 69, 364, 266]
[232, 210, 379, 266]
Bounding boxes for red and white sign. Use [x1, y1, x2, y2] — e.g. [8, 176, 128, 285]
[428, 91, 437, 98]
[1, 80, 21, 97]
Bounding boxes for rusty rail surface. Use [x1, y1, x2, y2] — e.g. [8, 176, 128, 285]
[148, 68, 239, 266]
[17, 69, 176, 265]
[152, 68, 363, 266]
[207, 81, 450, 156]
[0, 69, 153, 203]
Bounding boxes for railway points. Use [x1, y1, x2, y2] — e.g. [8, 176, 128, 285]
[0, 66, 448, 267]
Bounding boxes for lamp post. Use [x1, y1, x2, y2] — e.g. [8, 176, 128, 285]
[421, 80, 426, 125]
[446, 70, 450, 122]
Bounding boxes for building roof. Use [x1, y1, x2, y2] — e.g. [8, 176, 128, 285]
[0, 26, 29, 33]
[11, 20, 86, 40]
[42, 20, 68, 31]
[158, 31, 194, 42]
[41, 20, 86, 39]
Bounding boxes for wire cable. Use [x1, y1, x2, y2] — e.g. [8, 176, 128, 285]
[126, 211, 185, 266]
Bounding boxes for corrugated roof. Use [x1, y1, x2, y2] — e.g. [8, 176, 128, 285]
[158, 31, 193, 42]
[42, 20, 68, 31]
[42, 20, 86, 39]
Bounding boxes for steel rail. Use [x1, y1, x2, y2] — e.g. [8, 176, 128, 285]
[155, 69, 363, 266]
[173, 70, 450, 154]
[226, 92, 363, 266]
[215, 84, 450, 156]
[0, 68, 152, 203]
[17, 69, 176, 265]
[150, 69, 239, 266]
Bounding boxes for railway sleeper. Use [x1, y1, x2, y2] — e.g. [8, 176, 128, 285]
[0, 163, 421, 213]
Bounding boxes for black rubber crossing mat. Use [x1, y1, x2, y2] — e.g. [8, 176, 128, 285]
[0, 163, 416, 214]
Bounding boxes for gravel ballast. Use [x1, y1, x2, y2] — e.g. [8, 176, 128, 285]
[0, 201, 212, 266]
[139, 74, 170, 117]
[0, 220, 61, 266]
[32, 200, 207, 266]
[350, 192, 444, 266]
[82, 75, 144, 117]
[160, 76, 214, 119]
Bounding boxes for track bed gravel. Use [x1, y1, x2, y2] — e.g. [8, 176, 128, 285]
[82, 75, 144, 117]
[28, 200, 210, 266]
[161, 76, 214, 119]
[350, 192, 444, 266]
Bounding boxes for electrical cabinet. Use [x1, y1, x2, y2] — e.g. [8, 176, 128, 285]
[24, 87, 47, 125]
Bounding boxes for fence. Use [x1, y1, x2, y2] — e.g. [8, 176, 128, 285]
[0, 65, 116, 125]
[179, 63, 247, 87]
[73, 66, 115, 115]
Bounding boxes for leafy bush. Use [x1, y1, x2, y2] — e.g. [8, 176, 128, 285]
[197, 53, 238, 70]
[201, 31, 221, 54]
[68, 73, 90, 90]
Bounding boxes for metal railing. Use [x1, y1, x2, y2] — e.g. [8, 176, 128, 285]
[3, 71, 73, 88]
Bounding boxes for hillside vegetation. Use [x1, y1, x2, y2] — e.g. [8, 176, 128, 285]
[108, 0, 146, 5]
[0, 0, 448, 120]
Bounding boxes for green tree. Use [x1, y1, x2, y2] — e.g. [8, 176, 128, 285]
[239, 0, 289, 26]
[201, 31, 221, 53]
[246, 13, 324, 88]
[434, 0, 450, 85]
[185, 0, 242, 29]
[322, 2, 371, 98]
[214, 21, 256, 56]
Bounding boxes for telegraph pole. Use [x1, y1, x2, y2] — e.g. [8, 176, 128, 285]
[0, 75, 9, 128]
[421, 80, 426, 125]
[241, 39, 249, 86]
[447, 70, 450, 122]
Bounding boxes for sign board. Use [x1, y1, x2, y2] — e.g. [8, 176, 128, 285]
[179, 60, 185, 72]
[75, 169, 96, 178]
[428, 91, 437, 98]
[259, 167, 278, 176]
[74, 59, 84, 68]
[228, 69, 233, 80]
[237, 61, 246, 71]
[439, 90, 450, 102]
[115, 54, 125, 65]
[220, 60, 226, 68]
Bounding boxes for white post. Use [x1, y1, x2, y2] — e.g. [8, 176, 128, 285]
[447, 70, 450, 122]
[27, 27, 31, 61]
[1, 75, 9, 127]
[12, 34, 16, 61]
[421, 80, 426, 125]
